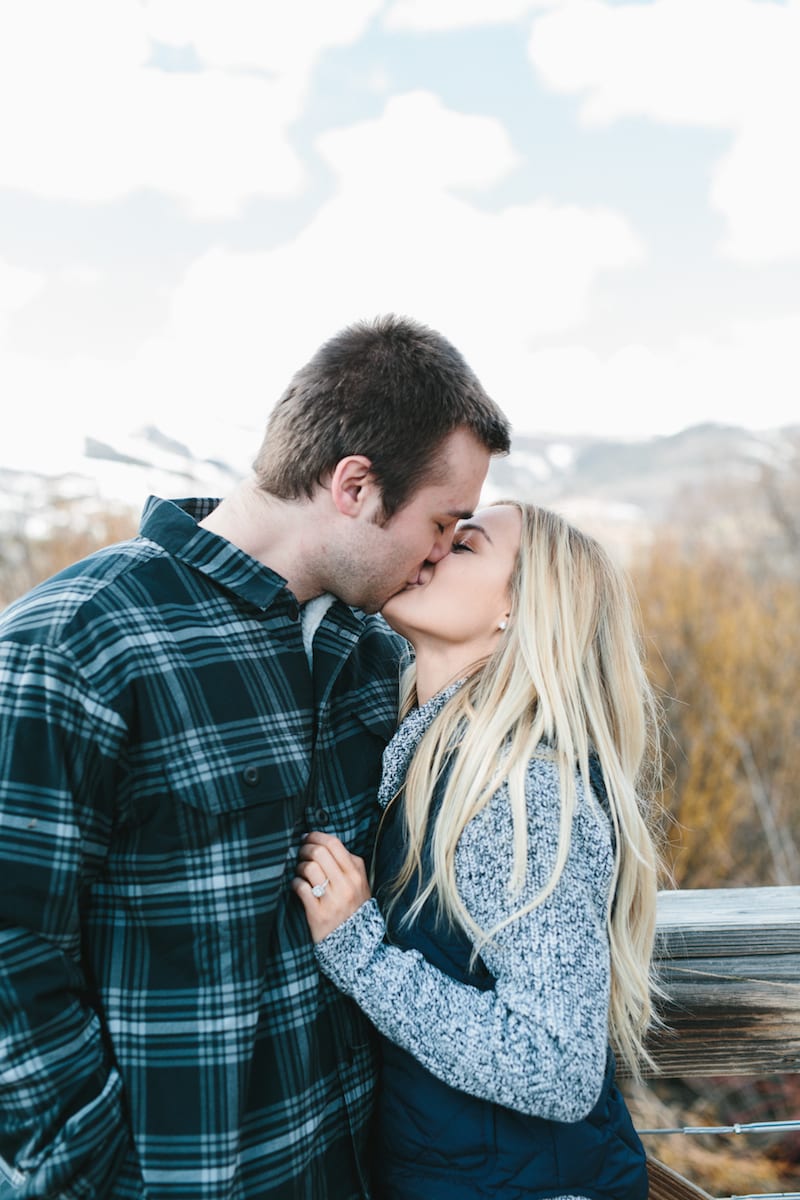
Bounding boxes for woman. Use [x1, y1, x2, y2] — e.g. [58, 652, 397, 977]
[293, 502, 662, 1200]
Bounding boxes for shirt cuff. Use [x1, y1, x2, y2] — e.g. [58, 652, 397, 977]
[314, 898, 386, 992]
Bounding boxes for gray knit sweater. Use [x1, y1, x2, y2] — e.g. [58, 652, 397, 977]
[315, 684, 615, 1189]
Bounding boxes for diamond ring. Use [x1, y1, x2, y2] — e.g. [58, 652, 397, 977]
[311, 878, 330, 899]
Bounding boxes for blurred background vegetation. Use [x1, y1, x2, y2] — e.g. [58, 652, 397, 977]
[626, 451, 800, 1194]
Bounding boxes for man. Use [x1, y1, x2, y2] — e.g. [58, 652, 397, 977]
[0, 316, 510, 1199]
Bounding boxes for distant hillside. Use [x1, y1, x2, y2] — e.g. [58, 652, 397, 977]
[487, 423, 799, 560]
[2, 421, 798, 562]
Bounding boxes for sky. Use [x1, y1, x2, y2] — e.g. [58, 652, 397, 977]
[1, 0, 799, 478]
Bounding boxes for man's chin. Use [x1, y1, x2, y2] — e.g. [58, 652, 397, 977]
[379, 608, 406, 640]
[378, 593, 402, 620]
[357, 590, 404, 615]
[381, 583, 415, 614]
[353, 597, 382, 616]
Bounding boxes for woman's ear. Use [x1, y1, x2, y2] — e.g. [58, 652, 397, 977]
[329, 456, 375, 516]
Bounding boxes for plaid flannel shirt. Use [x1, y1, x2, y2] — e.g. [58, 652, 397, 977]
[0, 497, 405, 1200]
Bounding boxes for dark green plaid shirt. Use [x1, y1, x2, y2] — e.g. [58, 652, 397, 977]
[0, 497, 405, 1200]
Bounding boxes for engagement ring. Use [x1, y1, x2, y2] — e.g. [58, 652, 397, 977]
[311, 878, 330, 898]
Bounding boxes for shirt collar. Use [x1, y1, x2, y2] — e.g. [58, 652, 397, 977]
[139, 495, 291, 613]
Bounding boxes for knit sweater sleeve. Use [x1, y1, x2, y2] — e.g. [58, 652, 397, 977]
[314, 755, 614, 1122]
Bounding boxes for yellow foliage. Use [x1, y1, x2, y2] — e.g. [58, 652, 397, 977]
[632, 539, 800, 888]
[0, 500, 137, 608]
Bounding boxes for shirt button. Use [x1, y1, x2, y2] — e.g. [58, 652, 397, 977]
[242, 765, 260, 787]
[315, 808, 330, 824]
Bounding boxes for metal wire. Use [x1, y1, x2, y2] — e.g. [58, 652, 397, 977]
[638, 1119, 800, 1136]
[639, 1121, 800, 1196]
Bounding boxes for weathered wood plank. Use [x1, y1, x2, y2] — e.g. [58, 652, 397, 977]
[655, 886, 800, 958]
[657, 886, 800, 928]
[643, 887, 800, 1078]
[647, 1157, 714, 1200]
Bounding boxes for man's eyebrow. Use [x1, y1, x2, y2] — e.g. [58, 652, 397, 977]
[446, 509, 474, 520]
[455, 520, 493, 544]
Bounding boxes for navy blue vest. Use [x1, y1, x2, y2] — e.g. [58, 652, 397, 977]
[370, 774, 648, 1200]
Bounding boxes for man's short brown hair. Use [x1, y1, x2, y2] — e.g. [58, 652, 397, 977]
[253, 315, 510, 518]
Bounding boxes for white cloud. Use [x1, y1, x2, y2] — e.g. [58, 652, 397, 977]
[528, 0, 800, 262]
[500, 313, 800, 437]
[0, 259, 43, 317]
[316, 90, 521, 190]
[0, 0, 382, 217]
[59, 267, 104, 288]
[145, 0, 383, 75]
[307, 91, 644, 344]
[0, 91, 646, 466]
[530, 0, 745, 127]
[0, 349, 119, 472]
[119, 92, 644, 434]
[0, 258, 44, 349]
[385, 0, 551, 32]
[711, 121, 800, 263]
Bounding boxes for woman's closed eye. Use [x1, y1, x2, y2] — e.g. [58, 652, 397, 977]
[451, 540, 474, 553]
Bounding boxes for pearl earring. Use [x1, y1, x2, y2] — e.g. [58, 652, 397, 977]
[498, 620, 507, 631]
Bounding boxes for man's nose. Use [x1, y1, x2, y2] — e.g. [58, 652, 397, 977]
[427, 533, 454, 564]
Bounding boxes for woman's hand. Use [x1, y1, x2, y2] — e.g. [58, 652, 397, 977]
[292, 831, 373, 943]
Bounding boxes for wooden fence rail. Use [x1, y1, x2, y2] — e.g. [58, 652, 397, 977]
[648, 885, 800, 1078]
[643, 885, 800, 1198]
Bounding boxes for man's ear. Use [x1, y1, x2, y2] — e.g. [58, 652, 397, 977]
[329, 456, 377, 517]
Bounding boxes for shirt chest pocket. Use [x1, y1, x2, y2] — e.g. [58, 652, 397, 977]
[161, 748, 308, 817]
[118, 740, 311, 959]
[120, 748, 309, 873]
[130, 736, 311, 860]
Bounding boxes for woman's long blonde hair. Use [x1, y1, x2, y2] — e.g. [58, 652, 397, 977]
[386, 502, 663, 1078]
